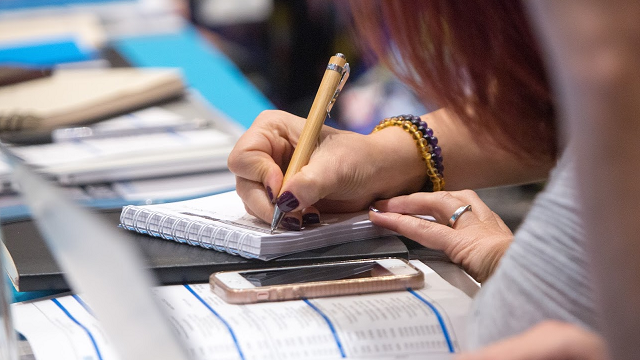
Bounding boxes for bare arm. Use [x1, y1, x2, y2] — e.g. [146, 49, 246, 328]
[526, 1, 640, 359]
[425, 108, 554, 190]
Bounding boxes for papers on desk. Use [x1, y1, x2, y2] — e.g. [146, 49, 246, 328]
[0, 106, 237, 187]
[12, 261, 472, 359]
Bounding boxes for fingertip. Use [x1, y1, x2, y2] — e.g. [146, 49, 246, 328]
[302, 207, 321, 225]
[266, 185, 275, 203]
[281, 212, 302, 231]
[276, 190, 300, 212]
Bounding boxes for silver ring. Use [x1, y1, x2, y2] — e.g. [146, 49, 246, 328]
[448, 205, 472, 228]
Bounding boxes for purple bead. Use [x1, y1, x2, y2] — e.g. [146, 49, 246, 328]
[419, 121, 428, 129]
[433, 145, 442, 156]
[417, 125, 427, 136]
[436, 155, 443, 163]
[429, 136, 438, 145]
[425, 128, 434, 137]
[437, 163, 444, 173]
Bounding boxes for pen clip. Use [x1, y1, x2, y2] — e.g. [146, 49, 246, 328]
[326, 62, 350, 118]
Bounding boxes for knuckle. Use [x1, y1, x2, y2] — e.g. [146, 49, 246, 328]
[435, 191, 456, 203]
[458, 189, 479, 199]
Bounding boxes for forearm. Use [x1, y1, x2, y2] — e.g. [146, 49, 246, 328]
[425, 108, 555, 190]
[364, 108, 555, 202]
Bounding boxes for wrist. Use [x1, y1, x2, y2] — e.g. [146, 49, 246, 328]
[369, 114, 445, 195]
[471, 236, 512, 283]
[367, 126, 428, 197]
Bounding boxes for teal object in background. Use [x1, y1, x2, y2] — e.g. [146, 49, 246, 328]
[0, 39, 95, 66]
[113, 26, 274, 129]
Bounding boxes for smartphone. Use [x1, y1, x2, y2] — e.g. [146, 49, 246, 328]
[210, 258, 424, 304]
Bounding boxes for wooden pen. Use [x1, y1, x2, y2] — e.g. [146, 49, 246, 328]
[270, 53, 349, 233]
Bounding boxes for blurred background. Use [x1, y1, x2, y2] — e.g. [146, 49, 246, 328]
[185, 0, 542, 230]
[0, 0, 539, 229]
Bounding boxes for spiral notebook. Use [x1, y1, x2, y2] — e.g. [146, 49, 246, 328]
[120, 191, 394, 260]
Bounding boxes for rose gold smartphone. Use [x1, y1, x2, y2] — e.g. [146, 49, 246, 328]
[210, 258, 424, 304]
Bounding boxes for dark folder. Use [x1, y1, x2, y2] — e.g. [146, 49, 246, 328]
[2, 209, 409, 292]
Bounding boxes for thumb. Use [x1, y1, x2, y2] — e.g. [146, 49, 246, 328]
[275, 158, 342, 212]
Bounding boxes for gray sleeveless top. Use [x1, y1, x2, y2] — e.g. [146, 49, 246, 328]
[467, 152, 600, 348]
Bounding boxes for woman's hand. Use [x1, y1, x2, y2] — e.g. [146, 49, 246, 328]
[369, 190, 512, 282]
[228, 110, 428, 227]
[455, 321, 609, 360]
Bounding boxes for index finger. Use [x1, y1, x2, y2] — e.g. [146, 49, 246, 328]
[227, 110, 306, 193]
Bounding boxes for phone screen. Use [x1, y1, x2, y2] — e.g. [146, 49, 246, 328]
[239, 261, 394, 287]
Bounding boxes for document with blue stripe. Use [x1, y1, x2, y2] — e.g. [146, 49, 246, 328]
[11, 260, 472, 359]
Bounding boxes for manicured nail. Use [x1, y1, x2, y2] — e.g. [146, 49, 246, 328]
[281, 216, 301, 231]
[266, 186, 275, 203]
[369, 205, 382, 213]
[302, 213, 320, 225]
[276, 191, 299, 212]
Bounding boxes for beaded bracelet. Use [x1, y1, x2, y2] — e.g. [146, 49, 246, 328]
[372, 114, 445, 192]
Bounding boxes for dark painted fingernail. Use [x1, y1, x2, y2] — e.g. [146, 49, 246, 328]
[302, 213, 320, 225]
[266, 186, 274, 203]
[369, 205, 382, 213]
[276, 191, 299, 212]
[281, 216, 301, 231]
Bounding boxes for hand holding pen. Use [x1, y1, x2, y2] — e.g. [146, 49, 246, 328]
[269, 54, 350, 232]
[227, 54, 430, 230]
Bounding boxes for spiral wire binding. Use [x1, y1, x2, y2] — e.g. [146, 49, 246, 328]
[131, 208, 145, 234]
[195, 222, 207, 248]
[183, 219, 197, 246]
[121, 206, 260, 258]
[236, 232, 250, 258]
[209, 224, 223, 251]
[221, 228, 234, 255]
[169, 218, 183, 243]
[158, 213, 172, 240]
[152, 214, 170, 237]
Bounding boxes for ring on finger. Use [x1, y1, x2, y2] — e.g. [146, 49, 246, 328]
[448, 205, 472, 228]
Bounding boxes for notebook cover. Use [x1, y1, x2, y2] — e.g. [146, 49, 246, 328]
[2, 210, 409, 292]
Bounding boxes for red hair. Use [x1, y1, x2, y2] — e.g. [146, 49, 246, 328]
[348, 0, 556, 160]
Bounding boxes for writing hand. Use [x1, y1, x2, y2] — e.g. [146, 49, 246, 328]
[228, 110, 427, 227]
